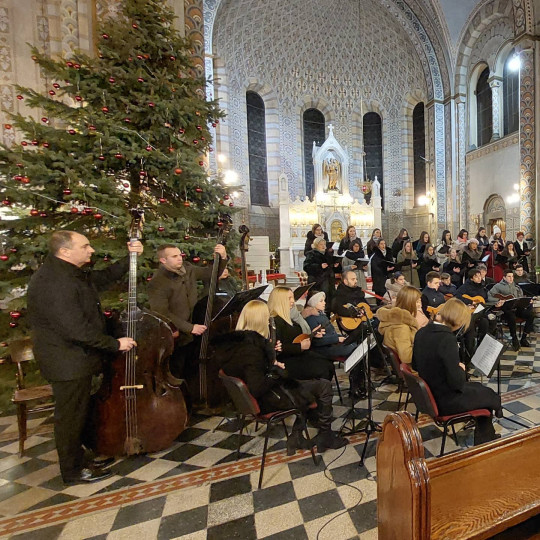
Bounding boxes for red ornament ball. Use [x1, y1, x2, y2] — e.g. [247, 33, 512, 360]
[219, 199, 224, 205]
[16, 94, 23, 100]
[21, 141, 28, 146]
[195, 187, 203, 193]
[146, 275, 153, 281]
[75, 95, 82, 102]
[123, 182, 130, 188]
[179, 128, 185, 134]
[42, 142, 50, 148]
[53, 83, 60, 89]
[124, 118, 131, 123]
[30, 209, 39, 216]
[132, 23, 138, 29]
[200, 136, 206, 141]
[192, 256, 200, 263]
[148, 102, 155, 108]
[229, 202, 234, 207]
[9, 248, 17, 253]
[2, 199, 10, 206]
[184, 201, 190, 207]
[31, 140, 39, 145]
[102, 33, 109, 39]
[109, 77, 115, 83]
[146, 145, 153, 151]
[9, 322, 18, 328]
[63, 188, 72, 195]
[74, 63, 81, 69]
[88, 125, 97, 131]
[195, 111, 201, 116]
[102, 106, 109, 113]
[103, 256, 109, 262]
[70, 207, 79, 214]
[39, 212, 47, 218]
[41, 117, 48, 123]
[66, 61, 73, 67]
[94, 213, 103, 220]
[21, 177, 30, 184]
[170, 55, 176, 61]
[48, 90, 56, 96]
[224, 194, 230, 200]
[68, 129, 76, 135]
[174, 168, 183, 175]
[139, 170, 147, 177]
[114, 152, 123, 159]
[137, 55, 143, 60]
[137, 77, 144, 83]
[0, 255, 9, 261]
[199, 160, 204, 166]
[9, 311, 21, 319]
[98, 155, 105, 161]
[84, 207, 93, 215]
[158, 226, 165, 232]
[16, 163, 23, 168]
[159, 197, 167, 204]
[4, 123, 12, 129]
[14, 175, 22, 181]
[212, 123, 217, 128]
[193, 139, 199, 145]
[103, 310, 112, 317]
[196, 125, 202, 130]
[184, 234, 190, 240]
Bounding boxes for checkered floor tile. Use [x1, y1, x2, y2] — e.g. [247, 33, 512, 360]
[0, 334, 538, 538]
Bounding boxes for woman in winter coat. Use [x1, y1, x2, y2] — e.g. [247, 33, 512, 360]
[304, 223, 329, 254]
[385, 272, 408, 303]
[370, 239, 395, 302]
[436, 229, 454, 265]
[461, 238, 482, 270]
[413, 231, 430, 258]
[443, 248, 464, 287]
[376, 285, 420, 364]
[338, 225, 363, 255]
[489, 226, 505, 252]
[475, 227, 490, 252]
[391, 228, 410, 259]
[396, 240, 420, 288]
[499, 241, 519, 270]
[413, 299, 502, 445]
[303, 236, 337, 311]
[366, 228, 382, 257]
[342, 239, 367, 290]
[418, 244, 441, 288]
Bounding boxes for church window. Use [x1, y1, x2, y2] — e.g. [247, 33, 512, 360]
[413, 103, 426, 203]
[503, 50, 519, 136]
[476, 67, 493, 146]
[246, 91, 269, 206]
[303, 108, 325, 200]
[363, 112, 383, 199]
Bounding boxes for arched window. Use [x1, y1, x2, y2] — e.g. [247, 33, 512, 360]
[413, 103, 426, 204]
[246, 91, 269, 206]
[476, 67, 493, 146]
[503, 50, 519, 136]
[363, 112, 383, 200]
[303, 108, 325, 200]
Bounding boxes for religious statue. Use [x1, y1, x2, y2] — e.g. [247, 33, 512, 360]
[323, 156, 341, 191]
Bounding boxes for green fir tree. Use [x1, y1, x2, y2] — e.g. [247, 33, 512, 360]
[0, 0, 232, 348]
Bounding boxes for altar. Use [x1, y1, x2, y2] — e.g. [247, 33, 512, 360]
[278, 125, 382, 277]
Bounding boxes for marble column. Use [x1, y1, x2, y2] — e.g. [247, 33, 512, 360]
[455, 95, 467, 231]
[488, 75, 503, 141]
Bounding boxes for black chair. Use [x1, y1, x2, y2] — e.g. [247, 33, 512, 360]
[400, 364, 491, 456]
[381, 345, 409, 410]
[218, 370, 319, 489]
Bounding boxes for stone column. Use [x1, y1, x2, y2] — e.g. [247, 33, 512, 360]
[518, 47, 536, 250]
[455, 94, 468, 231]
[488, 75, 503, 141]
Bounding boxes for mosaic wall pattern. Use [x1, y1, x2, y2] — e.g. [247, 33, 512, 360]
[210, 0, 438, 225]
[0, 2, 15, 147]
[184, 0, 204, 74]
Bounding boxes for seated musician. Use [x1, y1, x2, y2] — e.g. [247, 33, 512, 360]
[147, 243, 227, 376]
[514, 264, 540, 296]
[213, 300, 347, 454]
[385, 272, 408, 304]
[488, 268, 535, 350]
[477, 263, 494, 287]
[438, 272, 457, 296]
[267, 286, 334, 382]
[461, 238, 482, 270]
[413, 299, 502, 446]
[332, 270, 367, 318]
[217, 267, 240, 299]
[421, 271, 445, 318]
[376, 286, 420, 364]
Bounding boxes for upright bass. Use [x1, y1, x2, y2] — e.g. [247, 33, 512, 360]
[88, 209, 188, 456]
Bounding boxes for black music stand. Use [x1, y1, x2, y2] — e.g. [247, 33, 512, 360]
[293, 283, 315, 301]
[212, 285, 268, 321]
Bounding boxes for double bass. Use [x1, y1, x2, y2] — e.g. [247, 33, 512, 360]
[239, 224, 250, 291]
[88, 209, 188, 456]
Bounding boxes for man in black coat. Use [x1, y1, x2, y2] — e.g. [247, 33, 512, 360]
[27, 231, 142, 484]
[332, 270, 366, 317]
[421, 271, 445, 317]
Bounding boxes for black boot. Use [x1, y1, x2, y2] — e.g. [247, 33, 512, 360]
[314, 430, 348, 453]
[520, 334, 531, 348]
[512, 336, 520, 351]
[287, 430, 315, 456]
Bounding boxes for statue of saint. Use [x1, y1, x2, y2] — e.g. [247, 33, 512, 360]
[323, 157, 341, 191]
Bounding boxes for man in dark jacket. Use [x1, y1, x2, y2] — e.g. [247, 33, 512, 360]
[421, 271, 445, 317]
[27, 231, 141, 484]
[332, 270, 366, 317]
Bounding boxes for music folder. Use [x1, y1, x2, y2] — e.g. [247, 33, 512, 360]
[481, 254, 490, 263]
[212, 285, 268, 321]
[293, 282, 315, 301]
[471, 334, 505, 378]
[344, 335, 376, 372]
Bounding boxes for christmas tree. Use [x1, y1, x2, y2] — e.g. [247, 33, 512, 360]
[0, 0, 231, 347]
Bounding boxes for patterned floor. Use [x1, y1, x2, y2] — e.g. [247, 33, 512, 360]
[0, 335, 538, 539]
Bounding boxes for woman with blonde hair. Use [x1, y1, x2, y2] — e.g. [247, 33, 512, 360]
[213, 300, 338, 455]
[396, 240, 420, 288]
[412, 298, 502, 445]
[376, 286, 420, 364]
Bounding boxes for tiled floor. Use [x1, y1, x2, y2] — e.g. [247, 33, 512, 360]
[0, 335, 538, 539]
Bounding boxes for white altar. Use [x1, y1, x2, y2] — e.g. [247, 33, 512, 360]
[278, 125, 382, 277]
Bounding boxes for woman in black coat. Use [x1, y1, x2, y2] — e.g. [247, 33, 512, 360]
[412, 299, 501, 445]
[304, 223, 329, 254]
[514, 231, 531, 273]
[303, 236, 337, 311]
[268, 287, 334, 381]
[418, 244, 441, 289]
[370, 239, 395, 302]
[338, 225, 363, 255]
[366, 228, 382, 257]
[443, 248, 464, 287]
[391, 228, 410, 259]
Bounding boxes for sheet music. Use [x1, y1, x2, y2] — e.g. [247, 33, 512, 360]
[471, 334, 504, 377]
[344, 335, 375, 372]
[474, 304, 485, 314]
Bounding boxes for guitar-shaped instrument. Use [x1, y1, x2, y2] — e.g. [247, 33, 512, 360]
[292, 324, 324, 344]
[198, 215, 233, 403]
[462, 294, 486, 305]
[339, 302, 374, 330]
[239, 224, 250, 291]
[426, 304, 445, 318]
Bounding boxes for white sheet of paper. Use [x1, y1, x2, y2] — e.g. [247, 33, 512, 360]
[474, 304, 485, 314]
[344, 336, 375, 372]
[471, 334, 504, 377]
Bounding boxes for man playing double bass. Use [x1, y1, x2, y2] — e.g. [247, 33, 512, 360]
[27, 231, 142, 484]
[147, 243, 227, 379]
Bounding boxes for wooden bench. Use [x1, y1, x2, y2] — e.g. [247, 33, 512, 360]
[266, 273, 286, 285]
[377, 411, 540, 539]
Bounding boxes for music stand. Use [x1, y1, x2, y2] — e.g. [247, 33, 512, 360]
[212, 285, 268, 321]
[293, 282, 315, 301]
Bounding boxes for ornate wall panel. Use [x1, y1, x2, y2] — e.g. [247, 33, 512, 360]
[184, 0, 204, 74]
[61, 0, 79, 58]
[519, 49, 535, 237]
[0, 2, 15, 146]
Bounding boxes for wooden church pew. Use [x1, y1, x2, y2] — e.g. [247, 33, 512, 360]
[377, 411, 540, 539]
